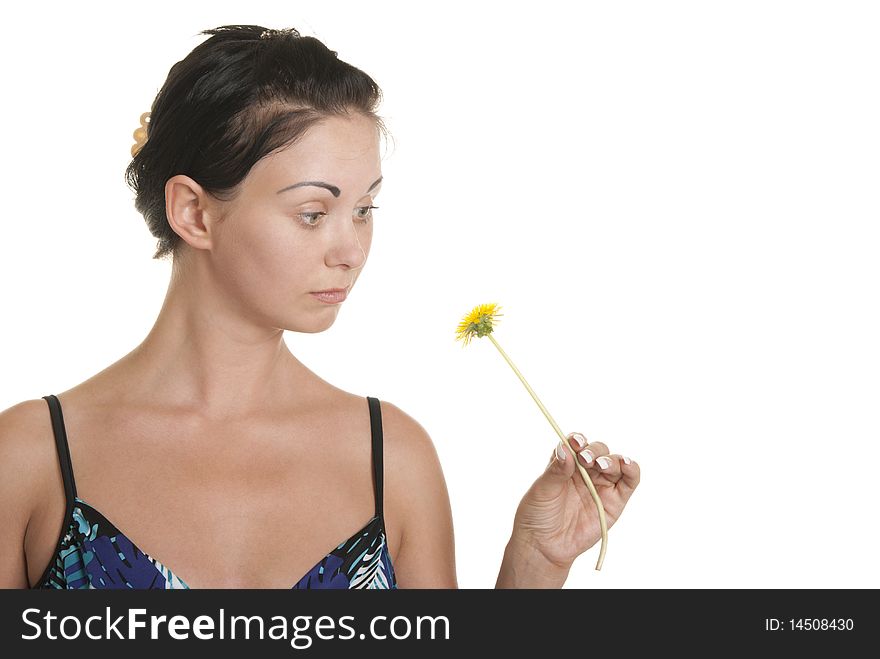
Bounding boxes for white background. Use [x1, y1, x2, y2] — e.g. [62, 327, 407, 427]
[1, 1, 878, 588]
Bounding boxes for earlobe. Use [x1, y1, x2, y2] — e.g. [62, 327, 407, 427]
[164, 174, 214, 250]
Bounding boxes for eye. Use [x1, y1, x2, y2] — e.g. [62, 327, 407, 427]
[355, 205, 379, 222]
[297, 211, 327, 229]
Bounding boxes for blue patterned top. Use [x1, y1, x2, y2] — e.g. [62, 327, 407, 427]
[33, 394, 397, 590]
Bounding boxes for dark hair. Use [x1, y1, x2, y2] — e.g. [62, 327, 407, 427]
[124, 25, 388, 260]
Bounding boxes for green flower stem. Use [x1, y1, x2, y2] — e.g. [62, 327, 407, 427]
[487, 333, 608, 571]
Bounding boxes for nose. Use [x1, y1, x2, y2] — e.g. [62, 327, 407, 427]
[329, 217, 367, 270]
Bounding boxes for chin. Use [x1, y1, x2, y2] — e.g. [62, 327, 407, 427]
[282, 314, 340, 334]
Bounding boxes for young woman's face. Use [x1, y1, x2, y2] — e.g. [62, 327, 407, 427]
[208, 112, 383, 333]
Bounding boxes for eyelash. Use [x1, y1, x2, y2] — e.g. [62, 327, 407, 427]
[298, 206, 379, 230]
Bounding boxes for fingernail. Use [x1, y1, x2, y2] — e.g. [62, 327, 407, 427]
[623, 455, 632, 465]
[570, 432, 587, 449]
[596, 456, 612, 470]
[555, 441, 566, 461]
[580, 450, 593, 465]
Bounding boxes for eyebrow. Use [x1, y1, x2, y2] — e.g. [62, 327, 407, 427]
[276, 176, 383, 198]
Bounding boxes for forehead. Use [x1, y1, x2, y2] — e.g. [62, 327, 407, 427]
[257, 114, 381, 180]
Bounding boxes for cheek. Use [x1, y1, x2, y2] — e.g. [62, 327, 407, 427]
[359, 225, 374, 258]
[214, 215, 307, 301]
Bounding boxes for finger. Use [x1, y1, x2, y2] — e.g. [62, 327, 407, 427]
[584, 440, 610, 459]
[618, 454, 640, 493]
[565, 432, 609, 457]
[565, 433, 595, 468]
[591, 453, 623, 480]
[566, 434, 610, 469]
[566, 432, 589, 451]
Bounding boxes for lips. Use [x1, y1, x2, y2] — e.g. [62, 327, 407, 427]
[310, 289, 347, 304]
[311, 287, 348, 294]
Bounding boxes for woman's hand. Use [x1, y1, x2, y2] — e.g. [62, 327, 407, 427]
[510, 432, 641, 571]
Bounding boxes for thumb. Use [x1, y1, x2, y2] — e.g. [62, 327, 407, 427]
[546, 437, 576, 481]
[528, 436, 577, 503]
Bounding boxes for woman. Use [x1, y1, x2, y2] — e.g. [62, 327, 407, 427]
[0, 24, 639, 589]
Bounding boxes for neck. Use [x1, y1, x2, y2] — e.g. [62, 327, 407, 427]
[123, 255, 308, 419]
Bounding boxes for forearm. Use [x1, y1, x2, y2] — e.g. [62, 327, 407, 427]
[495, 536, 572, 589]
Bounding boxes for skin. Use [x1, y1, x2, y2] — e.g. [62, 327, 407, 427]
[0, 112, 639, 589]
[497, 433, 641, 586]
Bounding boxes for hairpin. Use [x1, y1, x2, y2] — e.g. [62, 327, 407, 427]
[131, 111, 151, 157]
[260, 27, 297, 39]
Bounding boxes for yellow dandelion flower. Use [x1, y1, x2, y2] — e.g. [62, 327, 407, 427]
[455, 301, 610, 571]
[454, 302, 504, 347]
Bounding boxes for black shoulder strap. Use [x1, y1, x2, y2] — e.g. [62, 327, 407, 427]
[367, 396, 384, 519]
[41, 394, 78, 505]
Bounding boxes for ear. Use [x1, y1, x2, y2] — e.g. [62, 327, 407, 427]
[164, 174, 219, 251]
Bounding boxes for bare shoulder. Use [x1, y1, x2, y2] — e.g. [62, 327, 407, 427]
[376, 399, 440, 466]
[0, 398, 56, 496]
[375, 398, 450, 503]
[0, 398, 57, 588]
[375, 399, 458, 588]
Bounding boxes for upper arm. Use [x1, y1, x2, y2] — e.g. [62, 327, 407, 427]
[382, 401, 458, 588]
[0, 399, 46, 589]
